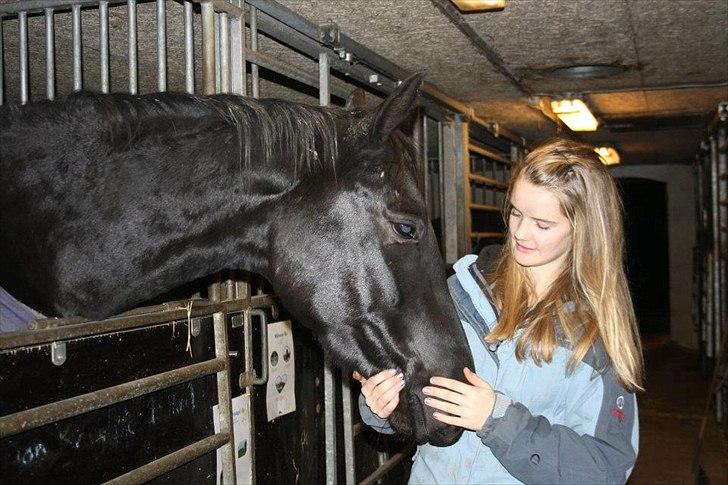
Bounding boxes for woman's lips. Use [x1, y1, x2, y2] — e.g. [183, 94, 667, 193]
[515, 242, 535, 253]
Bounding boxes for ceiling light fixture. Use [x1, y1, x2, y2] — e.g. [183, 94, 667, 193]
[550, 98, 599, 131]
[595, 146, 620, 166]
[449, 0, 507, 12]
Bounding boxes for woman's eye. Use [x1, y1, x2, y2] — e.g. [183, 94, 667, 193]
[536, 223, 550, 230]
[393, 223, 418, 239]
[510, 210, 522, 218]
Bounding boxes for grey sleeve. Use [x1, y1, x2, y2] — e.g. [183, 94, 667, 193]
[358, 394, 396, 435]
[477, 368, 638, 484]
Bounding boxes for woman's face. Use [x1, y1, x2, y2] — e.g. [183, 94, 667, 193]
[508, 177, 573, 279]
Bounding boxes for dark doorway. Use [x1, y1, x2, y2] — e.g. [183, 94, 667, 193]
[617, 178, 670, 336]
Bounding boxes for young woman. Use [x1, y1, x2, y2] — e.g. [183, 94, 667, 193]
[355, 138, 643, 484]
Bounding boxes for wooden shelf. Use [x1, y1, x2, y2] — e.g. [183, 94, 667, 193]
[468, 143, 511, 165]
[468, 173, 507, 189]
[469, 203, 501, 212]
[470, 231, 505, 239]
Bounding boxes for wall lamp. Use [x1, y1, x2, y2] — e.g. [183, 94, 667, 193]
[550, 98, 599, 132]
[595, 146, 620, 166]
[449, 0, 507, 12]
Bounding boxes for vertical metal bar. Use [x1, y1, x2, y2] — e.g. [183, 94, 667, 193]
[45, 9, 55, 100]
[710, 134, 719, 359]
[209, 279, 236, 484]
[128, 0, 138, 94]
[229, 1, 245, 95]
[250, 5, 259, 98]
[184, 0, 194, 94]
[157, 0, 166, 91]
[319, 51, 337, 485]
[219, 12, 229, 93]
[0, 15, 4, 105]
[200, 1, 215, 95]
[100, 1, 109, 93]
[341, 376, 355, 485]
[18, 11, 28, 104]
[422, 115, 431, 219]
[214, 12, 221, 93]
[718, 125, 728, 422]
[438, 120, 446, 243]
[72, 3, 82, 91]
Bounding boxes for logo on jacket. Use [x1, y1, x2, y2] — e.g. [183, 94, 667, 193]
[611, 395, 626, 422]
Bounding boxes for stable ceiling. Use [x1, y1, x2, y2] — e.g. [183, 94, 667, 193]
[279, 0, 728, 164]
[1, 0, 726, 164]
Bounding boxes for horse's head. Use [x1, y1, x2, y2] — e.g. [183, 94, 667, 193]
[267, 74, 474, 446]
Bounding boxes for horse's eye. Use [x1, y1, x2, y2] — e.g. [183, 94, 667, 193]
[393, 223, 418, 239]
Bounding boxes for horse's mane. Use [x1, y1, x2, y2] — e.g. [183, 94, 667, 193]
[2, 90, 419, 184]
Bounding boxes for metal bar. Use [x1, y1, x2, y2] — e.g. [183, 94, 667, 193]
[359, 445, 416, 485]
[469, 143, 511, 164]
[214, 11, 221, 92]
[128, 0, 137, 94]
[341, 375, 356, 485]
[471, 231, 506, 239]
[0, 0, 128, 15]
[209, 280, 236, 484]
[156, 0, 166, 91]
[245, 48, 349, 100]
[72, 3, 82, 90]
[422, 115, 431, 219]
[100, 1, 109, 92]
[219, 11, 229, 93]
[184, 0, 194, 94]
[710, 134, 720, 359]
[229, 0, 244, 95]
[469, 173, 507, 189]
[718, 125, 728, 422]
[0, 16, 4, 105]
[0, 357, 225, 438]
[200, 1, 215, 94]
[250, 5, 259, 98]
[45, 8, 55, 99]
[105, 432, 231, 485]
[470, 203, 501, 213]
[18, 10, 28, 104]
[0, 295, 274, 351]
[319, 50, 338, 485]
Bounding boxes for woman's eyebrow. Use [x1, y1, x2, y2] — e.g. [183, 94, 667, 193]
[510, 202, 557, 224]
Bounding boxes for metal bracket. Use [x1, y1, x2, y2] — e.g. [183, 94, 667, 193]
[318, 19, 340, 48]
[239, 309, 269, 387]
[51, 341, 66, 366]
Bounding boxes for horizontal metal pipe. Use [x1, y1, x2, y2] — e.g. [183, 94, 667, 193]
[359, 445, 416, 485]
[0, 357, 226, 438]
[0, 294, 275, 351]
[105, 432, 231, 485]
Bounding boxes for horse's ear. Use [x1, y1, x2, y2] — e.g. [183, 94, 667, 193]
[370, 72, 425, 143]
[345, 88, 367, 110]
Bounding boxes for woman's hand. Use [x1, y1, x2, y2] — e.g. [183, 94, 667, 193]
[353, 369, 405, 419]
[423, 367, 495, 431]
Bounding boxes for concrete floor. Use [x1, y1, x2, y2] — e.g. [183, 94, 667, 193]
[629, 335, 728, 484]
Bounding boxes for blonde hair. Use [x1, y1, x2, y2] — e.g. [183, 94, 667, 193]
[486, 138, 644, 391]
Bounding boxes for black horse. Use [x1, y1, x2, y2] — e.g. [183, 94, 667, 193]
[0, 74, 473, 446]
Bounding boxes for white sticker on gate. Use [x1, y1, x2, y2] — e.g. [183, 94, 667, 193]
[266, 320, 296, 421]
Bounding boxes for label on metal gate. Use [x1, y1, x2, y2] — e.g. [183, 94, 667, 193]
[266, 320, 296, 421]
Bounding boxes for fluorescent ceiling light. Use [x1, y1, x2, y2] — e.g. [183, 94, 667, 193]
[550, 99, 599, 132]
[450, 0, 507, 12]
[595, 147, 620, 166]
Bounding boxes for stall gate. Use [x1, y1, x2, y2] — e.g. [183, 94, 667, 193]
[0, 1, 528, 483]
[695, 101, 728, 426]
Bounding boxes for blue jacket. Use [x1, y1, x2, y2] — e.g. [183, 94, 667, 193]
[360, 254, 639, 484]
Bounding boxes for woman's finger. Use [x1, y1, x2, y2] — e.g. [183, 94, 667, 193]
[423, 385, 463, 405]
[424, 396, 461, 416]
[432, 411, 464, 427]
[366, 375, 404, 404]
[362, 369, 397, 390]
[379, 393, 400, 417]
[429, 376, 473, 394]
[376, 377, 405, 406]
